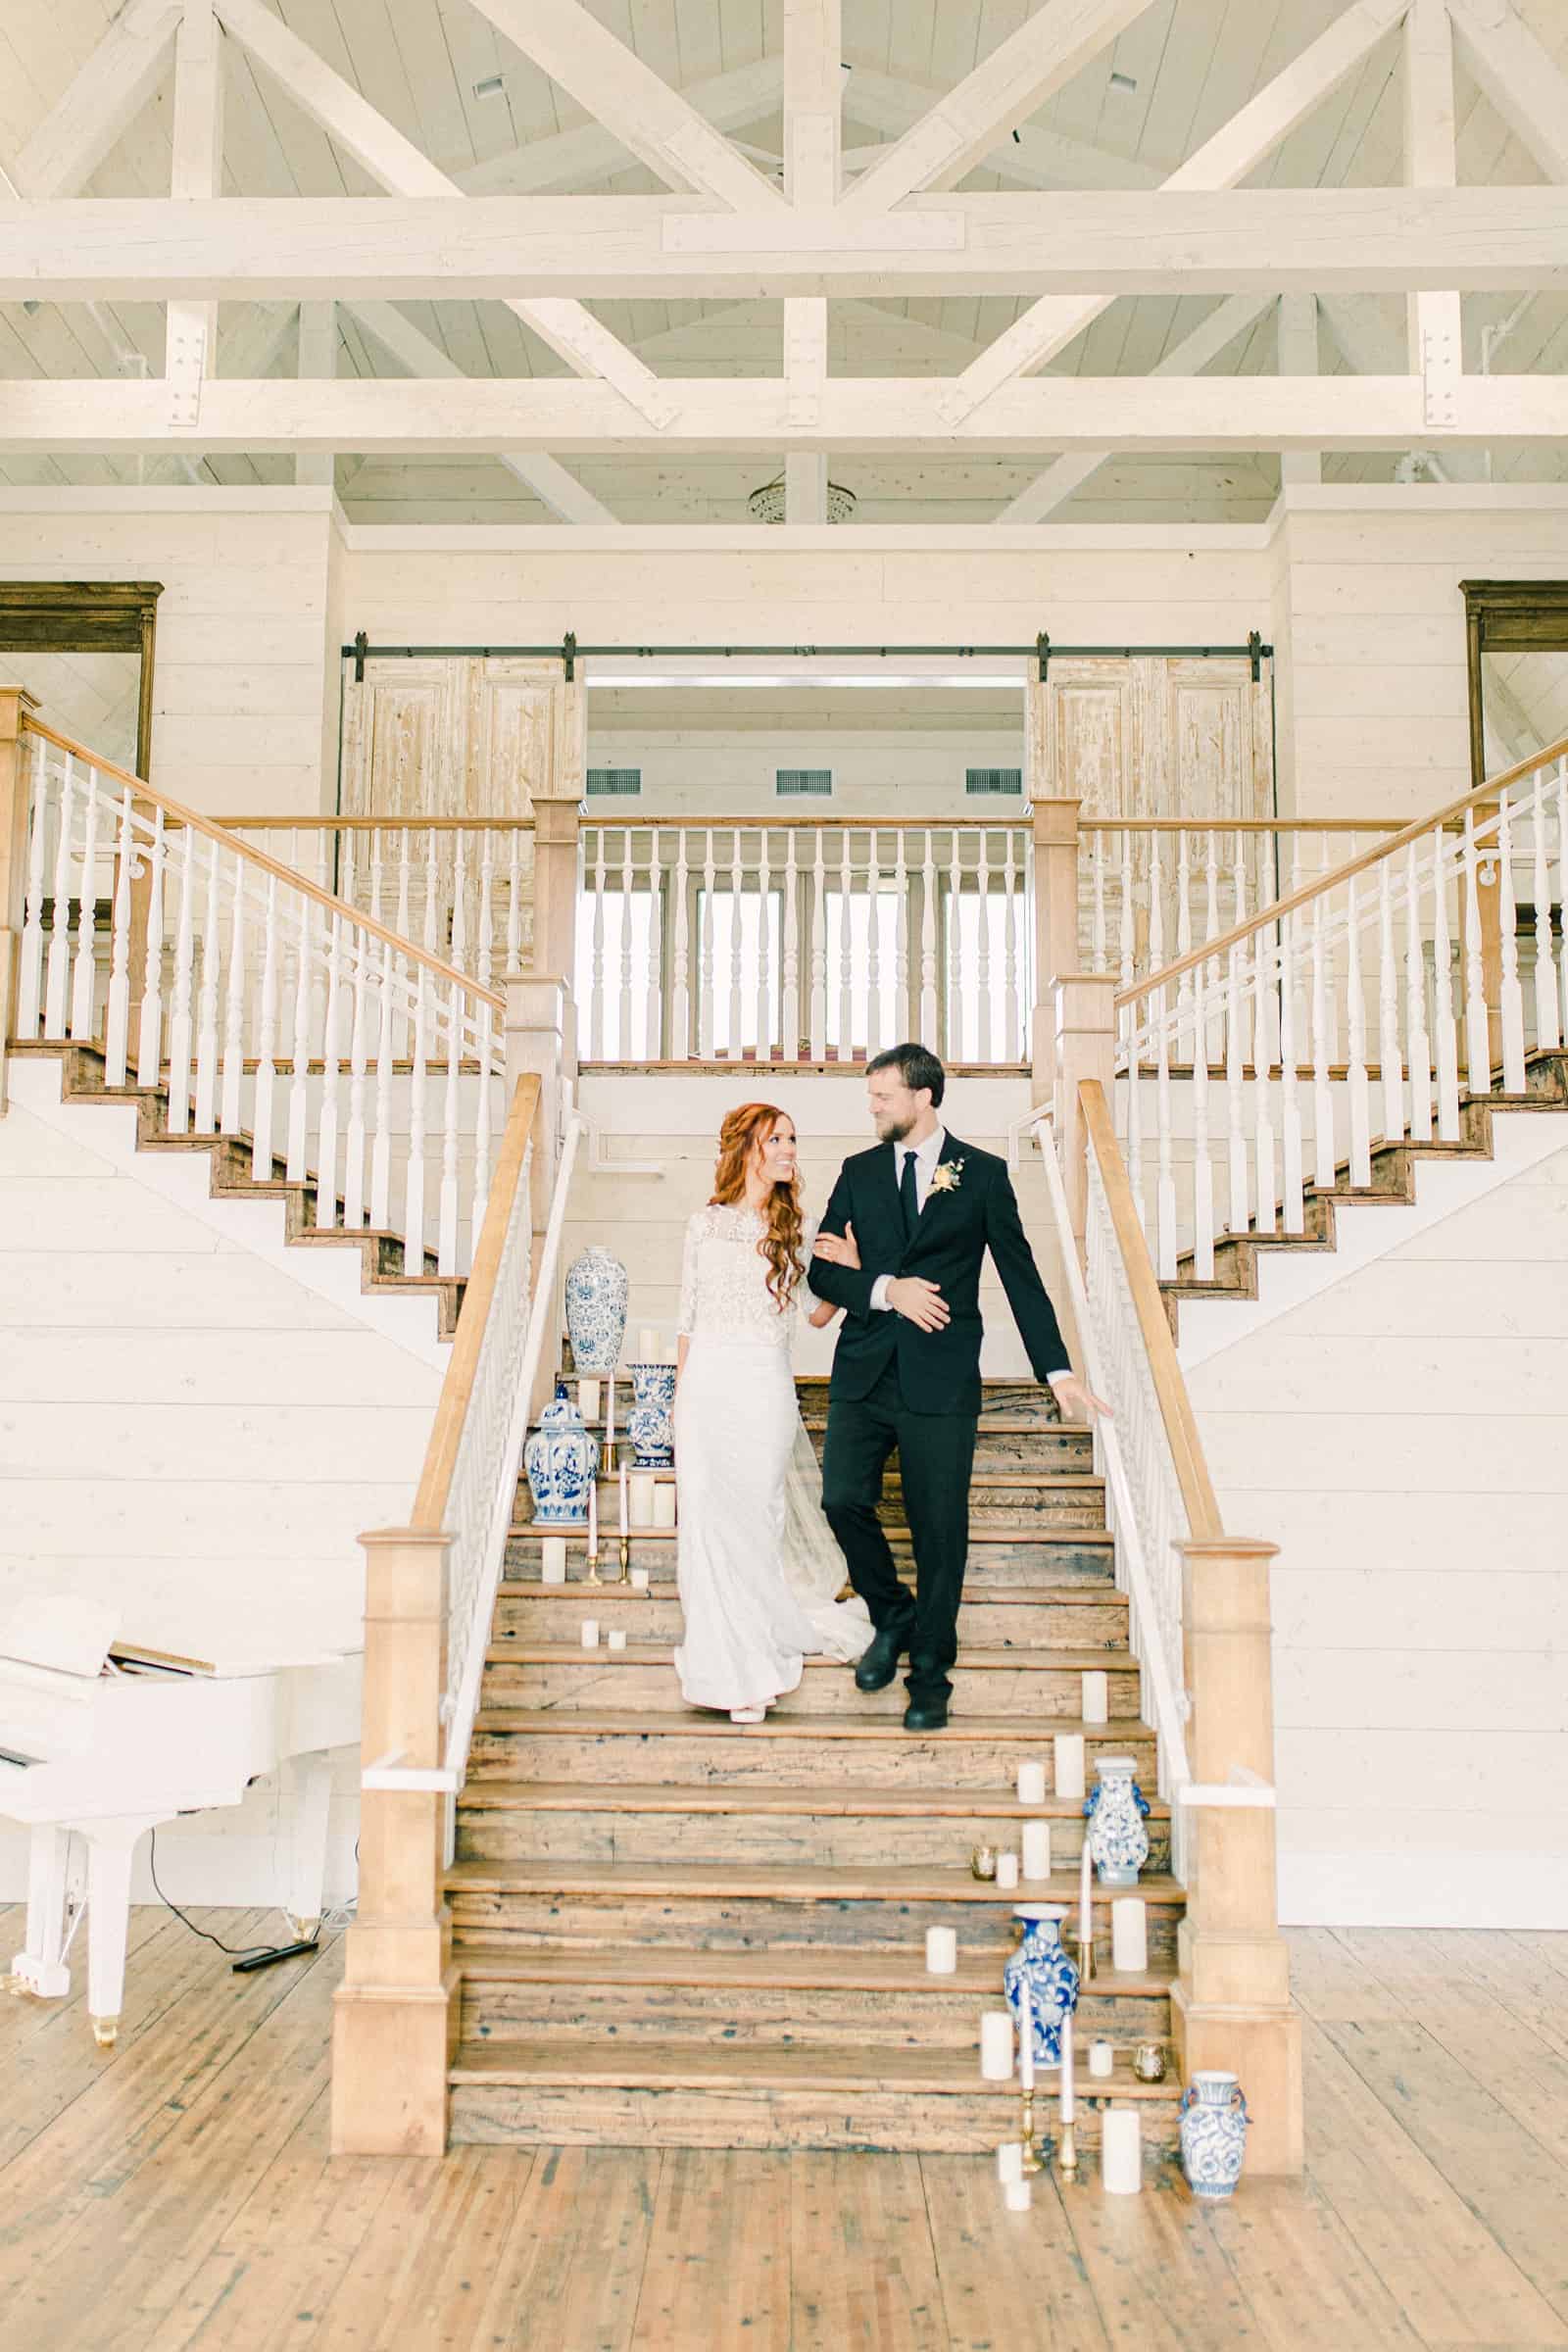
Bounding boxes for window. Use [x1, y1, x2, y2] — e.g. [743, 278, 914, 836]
[586, 766, 641, 798]
[965, 766, 1023, 796]
[775, 768, 832, 798]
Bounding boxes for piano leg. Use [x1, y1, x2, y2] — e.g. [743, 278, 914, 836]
[84, 1816, 159, 2047]
[8, 1825, 85, 2002]
[281, 1748, 334, 1942]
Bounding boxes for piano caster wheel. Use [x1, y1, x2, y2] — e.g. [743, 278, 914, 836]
[285, 1914, 320, 1944]
[90, 2014, 120, 2049]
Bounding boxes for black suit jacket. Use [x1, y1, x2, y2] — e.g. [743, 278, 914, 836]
[808, 1132, 1068, 1416]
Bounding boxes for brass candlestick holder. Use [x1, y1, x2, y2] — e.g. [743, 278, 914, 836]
[1057, 2117, 1080, 2181]
[1018, 2087, 1046, 2176]
[1077, 1930, 1095, 1984]
[616, 1534, 631, 1585]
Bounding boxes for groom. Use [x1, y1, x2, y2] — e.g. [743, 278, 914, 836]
[808, 1044, 1099, 1732]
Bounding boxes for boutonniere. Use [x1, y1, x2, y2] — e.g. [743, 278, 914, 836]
[928, 1157, 965, 1196]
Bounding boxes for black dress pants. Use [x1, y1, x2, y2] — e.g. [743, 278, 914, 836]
[820, 1360, 978, 1708]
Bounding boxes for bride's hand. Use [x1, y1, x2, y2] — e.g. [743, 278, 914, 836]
[812, 1221, 861, 1270]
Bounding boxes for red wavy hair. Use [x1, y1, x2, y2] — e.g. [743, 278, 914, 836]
[709, 1103, 804, 1312]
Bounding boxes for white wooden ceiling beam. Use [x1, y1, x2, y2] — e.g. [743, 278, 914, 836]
[841, 0, 1158, 215]
[783, 0, 839, 445]
[457, 61, 785, 196]
[1278, 294, 1323, 486]
[460, 0, 784, 213]
[840, 66, 1160, 192]
[295, 299, 334, 489]
[784, 452, 828, 524]
[209, 0, 674, 428]
[1447, 0, 1568, 186]
[13, 183, 1567, 300]
[12, 0, 181, 201]
[935, 0, 1412, 423]
[997, 293, 1277, 519]
[345, 299, 616, 524]
[1404, 0, 1460, 437]
[4, 371, 1561, 454]
[167, 0, 223, 433]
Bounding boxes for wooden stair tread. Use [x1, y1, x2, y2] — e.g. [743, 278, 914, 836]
[471, 1709, 1153, 1744]
[453, 1940, 1173, 1997]
[448, 2038, 1178, 2096]
[508, 1525, 1113, 1549]
[544, 1470, 1105, 1495]
[495, 1579, 1127, 1607]
[483, 1642, 1138, 1673]
[458, 1777, 1168, 1820]
[446, 1857, 1183, 1905]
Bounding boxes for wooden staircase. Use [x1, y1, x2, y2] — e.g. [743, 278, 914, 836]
[443, 1379, 1186, 2156]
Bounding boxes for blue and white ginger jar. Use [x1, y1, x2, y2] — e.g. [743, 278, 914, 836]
[1003, 1903, 1080, 2070]
[1180, 2070, 1250, 2202]
[627, 1361, 677, 1468]
[564, 1247, 628, 1377]
[523, 1395, 601, 1525]
[1084, 1754, 1151, 1886]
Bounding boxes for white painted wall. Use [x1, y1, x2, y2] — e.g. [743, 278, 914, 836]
[1186, 1120, 1568, 1931]
[0, 1055, 447, 1909]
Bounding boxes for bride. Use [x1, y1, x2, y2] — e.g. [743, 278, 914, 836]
[673, 1103, 872, 1723]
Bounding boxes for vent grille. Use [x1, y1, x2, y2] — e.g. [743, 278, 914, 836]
[965, 766, 1023, 796]
[587, 766, 641, 798]
[776, 767, 832, 798]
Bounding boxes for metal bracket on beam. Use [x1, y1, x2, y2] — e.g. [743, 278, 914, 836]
[1421, 315, 1460, 429]
[165, 311, 208, 430]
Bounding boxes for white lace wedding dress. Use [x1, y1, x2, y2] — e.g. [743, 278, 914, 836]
[672, 1204, 872, 1711]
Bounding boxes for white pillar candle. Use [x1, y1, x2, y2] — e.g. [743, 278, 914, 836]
[1082, 1669, 1109, 1726]
[979, 2011, 1013, 2081]
[995, 1852, 1019, 1892]
[1016, 1760, 1047, 1807]
[1004, 2178, 1032, 2213]
[1054, 1733, 1086, 1802]
[1111, 1896, 1149, 1976]
[1102, 2104, 1143, 2196]
[1059, 2010, 1075, 2126]
[996, 2141, 1023, 2184]
[652, 1481, 677, 1530]
[1079, 1836, 1094, 1961]
[630, 1567, 651, 1592]
[605, 1376, 615, 1451]
[608, 1628, 627, 1652]
[925, 1926, 957, 1976]
[580, 1620, 600, 1648]
[577, 1377, 601, 1424]
[540, 1536, 567, 1585]
[637, 1325, 660, 1361]
[1089, 2039, 1114, 2081]
[629, 1472, 657, 1527]
[1020, 1821, 1052, 1884]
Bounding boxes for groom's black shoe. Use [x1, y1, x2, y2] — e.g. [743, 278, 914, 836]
[903, 1699, 950, 1733]
[855, 1624, 911, 1692]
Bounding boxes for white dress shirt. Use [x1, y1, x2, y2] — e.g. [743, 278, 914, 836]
[868, 1122, 1071, 1387]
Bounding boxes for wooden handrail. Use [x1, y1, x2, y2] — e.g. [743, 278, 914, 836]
[222, 809, 1403, 837]
[1083, 815, 1403, 835]
[1115, 728, 1568, 1012]
[218, 814, 536, 832]
[1079, 1077, 1223, 1543]
[412, 1071, 540, 1528]
[19, 714, 505, 1015]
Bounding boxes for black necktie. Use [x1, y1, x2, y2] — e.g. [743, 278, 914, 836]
[900, 1147, 919, 1244]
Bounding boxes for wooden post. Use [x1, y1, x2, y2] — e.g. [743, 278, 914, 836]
[1170, 1533, 1303, 2179]
[330, 1527, 458, 2157]
[0, 688, 40, 1112]
[1030, 796, 1081, 1088]
[506, 971, 570, 1423]
[528, 671, 585, 1075]
[1053, 974, 1117, 1256]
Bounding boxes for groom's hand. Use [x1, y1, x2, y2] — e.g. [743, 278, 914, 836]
[887, 1278, 950, 1333]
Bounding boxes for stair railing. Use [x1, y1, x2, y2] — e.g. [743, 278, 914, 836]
[4, 706, 508, 1275]
[332, 1071, 585, 2156]
[1114, 733, 1568, 1279]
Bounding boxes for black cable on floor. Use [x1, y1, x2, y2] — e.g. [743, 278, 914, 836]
[146, 1824, 278, 1959]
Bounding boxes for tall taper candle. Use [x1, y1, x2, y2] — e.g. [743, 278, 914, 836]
[586, 1477, 598, 1559]
[1016, 1970, 1035, 2091]
[619, 1461, 628, 1538]
[605, 1374, 614, 1455]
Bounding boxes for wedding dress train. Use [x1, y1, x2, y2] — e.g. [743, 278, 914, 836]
[672, 1204, 871, 1712]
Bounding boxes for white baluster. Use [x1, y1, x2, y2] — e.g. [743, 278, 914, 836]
[918, 828, 938, 1044]
[43, 752, 75, 1039]
[1174, 830, 1193, 1058]
[1154, 984, 1177, 1279]
[1396, 841, 1429, 1147]
[341, 830, 358, 921]
[165, 825, 196, 1134]
[104, 786, 134, 1086]
[393, 828, 413, 1061]
[700, 829, 717, 1059]
[286, 895, 314, 1184]
[1345, 877, 1371, 1188]
[1431, 825, 1460, 1142]
[16, 736, 48, 1039]
[1462, 809, 1490, 1099]
[368, 824, 385, 941]
[343, 926, 371, 1229]
[468, 1001, 494, 1271]
[1002, 829, 1019, 1063]
[404, 964, 428, 1268]
[69, 764, 102, 1043]
[1278, 909, 1303, 1235]
[1147, 833, 1165, 995]
[1225, 942, 1247, 1234]
[1125, 998, 1147, 1233]
[421, 828, 440, 961]
[1230, 826, 1249, 947]
[776, 831, 799, 1060]
[438, 979, 461, 1276]
[1202, 826, 1222, 1071]
[1376, 858, 1404, 1145]
[504, 826, 524, 979]
[1310, 894, 1335, 1188]
[476, 830, 497, 995]
[369, 937, 395, 1230]
[946, 826, 963, 1060]
[450, 830, 469, 977]
[838, 829, 856, 1060]
[1251, 925, 1277, 1236]
[755, 831, 772, 1058]
[193, 835, 222, 1135]
[220, 847, 247, 1136]
[315, 914, 343, 1230]
[974, 832, 994, 1064]
[1090, 828, 1107, 975]
[1191, 962, 1214, 1281]
[133, 807, 168, 1087]
[1497, 794, 1526, 1095]
[670, 827, 693, 1062]
[1532, 771, 1561, 1054]
[1555, 760, 1568, 1049]
[1118, 829, 1136, 992]
[894, 829, 912, 1051]
[624, 828, 641, 1060]
[865, 831, 885, 1057]
[588, 828, 608, 1059]
[251, 874, 280, 1176]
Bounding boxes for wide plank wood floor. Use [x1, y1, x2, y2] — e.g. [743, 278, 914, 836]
[4, 1903, 1568, 2350]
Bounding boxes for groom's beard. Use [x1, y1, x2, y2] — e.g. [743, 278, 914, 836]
[874, 1112, 914, 1144]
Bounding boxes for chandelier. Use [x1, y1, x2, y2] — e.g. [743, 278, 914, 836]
[747, 476, 858, 524]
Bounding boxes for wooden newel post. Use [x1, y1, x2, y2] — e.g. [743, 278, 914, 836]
[0, 688, 39, 1111]
[1052, 977, 1117, 1257]
[1030, 796, 1081, 1086]
[1171, 1533, 1303, 2178]
[506, 972, 570, 1422]
[330, 1527, 459, 2157]
[528, 667, 585, 1073]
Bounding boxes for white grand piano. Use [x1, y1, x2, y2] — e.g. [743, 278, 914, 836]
[0, 1575, 362, 2044]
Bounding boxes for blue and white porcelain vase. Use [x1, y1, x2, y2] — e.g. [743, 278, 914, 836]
[523, 1395, 601, 1525]
[564, 1247, 628, 1377]
[1003, 1903, 1080, 2070]
[1179, 2071, 1250, 2202]
[1084, 1754, 1151, 1887]
[627, 1361, 677, 1468]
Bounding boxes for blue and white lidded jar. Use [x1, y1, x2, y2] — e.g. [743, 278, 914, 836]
[627, 1362, 678, 1468]
[1003, 1903, 1080, 2069]
[1180, 2071, 1250, 2201]
[564, 1247, 629, 1377]
[1084, 1754, 1151, 1887]
[523, 1395, 601, 1525]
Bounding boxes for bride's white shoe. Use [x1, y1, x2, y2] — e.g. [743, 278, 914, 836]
[729, 1705, 767, 1724]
